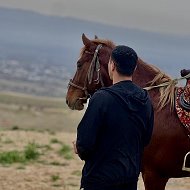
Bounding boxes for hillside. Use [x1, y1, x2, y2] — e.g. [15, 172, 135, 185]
[0, 7, 190, 97]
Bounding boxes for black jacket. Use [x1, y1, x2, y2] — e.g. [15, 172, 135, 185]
[76, 80, 154, 189]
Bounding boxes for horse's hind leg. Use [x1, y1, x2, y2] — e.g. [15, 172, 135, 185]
[142, 171, 169, 190]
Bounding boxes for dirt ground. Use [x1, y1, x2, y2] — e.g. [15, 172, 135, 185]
[0, 130, 189, 190]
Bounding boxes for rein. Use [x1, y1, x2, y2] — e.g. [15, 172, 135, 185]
[68, 44, 104, 101]
[144, 73, 190, 91]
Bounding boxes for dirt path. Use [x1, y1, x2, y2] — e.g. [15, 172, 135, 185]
[0, 130, 189, 190]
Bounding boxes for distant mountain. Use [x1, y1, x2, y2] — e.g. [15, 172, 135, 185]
[0, 7, 189, 97]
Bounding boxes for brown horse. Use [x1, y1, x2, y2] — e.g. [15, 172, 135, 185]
[66, 34, 190, 190]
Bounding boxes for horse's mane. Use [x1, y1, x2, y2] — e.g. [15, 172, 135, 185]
[139, 60, 176, 111]
[93, 39, 116, 48]
[80, 39, 116, 56]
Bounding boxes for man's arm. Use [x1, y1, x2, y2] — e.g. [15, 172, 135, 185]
[144, 104, 154, 146]
[76, 92, 106, 160]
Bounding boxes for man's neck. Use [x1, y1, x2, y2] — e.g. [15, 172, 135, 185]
[112, 74, 132, 84]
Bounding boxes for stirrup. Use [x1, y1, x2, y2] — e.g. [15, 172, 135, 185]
[182, 152, 190, 172]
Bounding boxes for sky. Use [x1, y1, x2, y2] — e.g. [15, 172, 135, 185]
[0, 0, 190, 36]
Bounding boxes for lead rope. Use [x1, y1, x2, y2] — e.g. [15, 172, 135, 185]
[144, 73, 190, 91]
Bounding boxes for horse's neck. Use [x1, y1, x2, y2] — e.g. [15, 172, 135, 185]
[101, 47, 114, 87]
[133, 60, 157, 88]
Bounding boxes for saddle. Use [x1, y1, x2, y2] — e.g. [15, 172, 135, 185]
[175, 69, 190, 136]
[175, 69, 190, 172]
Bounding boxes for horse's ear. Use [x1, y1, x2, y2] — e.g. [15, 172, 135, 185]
[82, 33, 91, 46]
[95, 35, 98, 39]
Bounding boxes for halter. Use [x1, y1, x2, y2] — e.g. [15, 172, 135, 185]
[68, 44, 104, 101]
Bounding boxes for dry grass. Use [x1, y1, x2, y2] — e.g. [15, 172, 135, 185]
[0, 92, 189, 190]
[0, 130, 189, 190]
[0, 92, 85, 133]
[0, 130, 83, 190]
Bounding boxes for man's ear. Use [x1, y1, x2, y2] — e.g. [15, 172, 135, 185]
[111, 60, 116, 72]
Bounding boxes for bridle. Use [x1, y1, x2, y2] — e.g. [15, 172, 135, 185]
[68, 44, 105, 102]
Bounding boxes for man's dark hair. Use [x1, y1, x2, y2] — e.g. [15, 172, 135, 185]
[111, 45, 138, 76]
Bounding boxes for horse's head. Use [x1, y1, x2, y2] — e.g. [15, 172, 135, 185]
[66, 34, 114, 110]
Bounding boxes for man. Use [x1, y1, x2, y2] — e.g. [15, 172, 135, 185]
[73, 45, 154, 190]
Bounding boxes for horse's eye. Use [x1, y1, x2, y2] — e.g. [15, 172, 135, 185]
[77, 61, 82, 69]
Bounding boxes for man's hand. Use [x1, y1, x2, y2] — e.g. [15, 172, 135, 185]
[72, 141, 78, 154]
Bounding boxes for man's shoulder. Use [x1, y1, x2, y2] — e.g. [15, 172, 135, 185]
[91, 87, 113, 101]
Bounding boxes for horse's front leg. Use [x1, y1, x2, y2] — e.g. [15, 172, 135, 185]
[142, 171, 169, 190]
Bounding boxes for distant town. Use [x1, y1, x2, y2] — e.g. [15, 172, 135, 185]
[0, 58, 71, 97]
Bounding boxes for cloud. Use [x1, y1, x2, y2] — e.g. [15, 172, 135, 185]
[0, 0, 190, 36]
